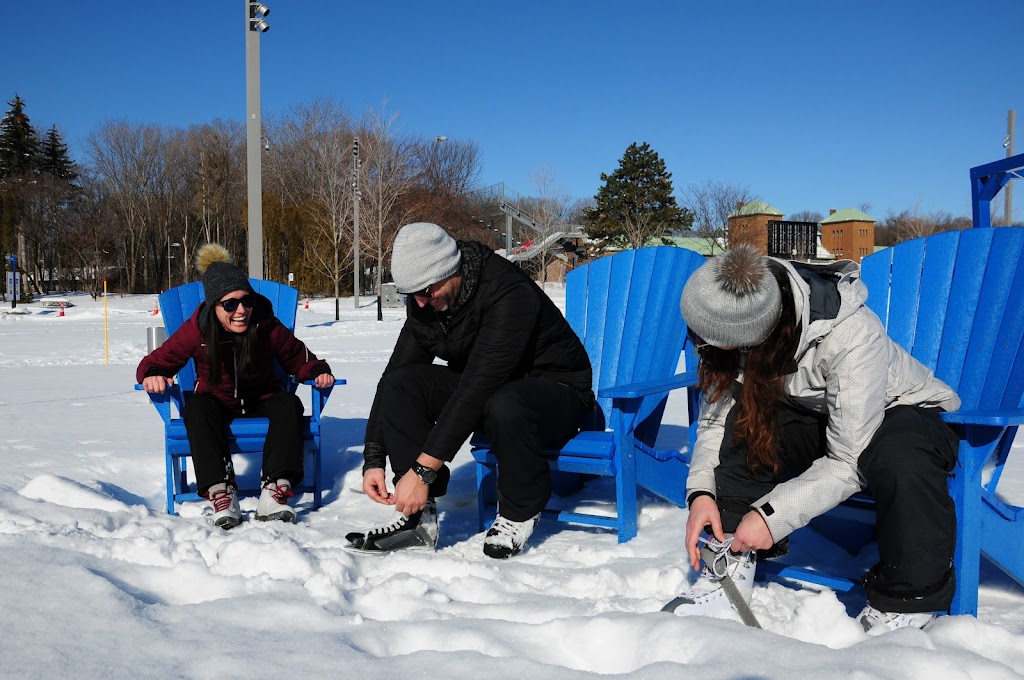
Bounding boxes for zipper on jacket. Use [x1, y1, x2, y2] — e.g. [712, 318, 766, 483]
[233, 349, 245, 415]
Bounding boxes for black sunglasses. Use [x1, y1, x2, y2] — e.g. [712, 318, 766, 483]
[687, 328, 752, 355]
[217, 294, 254, 313]
[687, 328, 712, 355]
[408, 283, 435, 300]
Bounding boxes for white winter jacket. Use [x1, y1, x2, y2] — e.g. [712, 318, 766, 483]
[685, 258, 960, 542]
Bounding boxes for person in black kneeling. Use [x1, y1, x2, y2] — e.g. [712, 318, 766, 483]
[347, 222, 593, 558]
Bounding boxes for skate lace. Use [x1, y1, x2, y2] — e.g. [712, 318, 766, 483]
[208, 488, 234, 513]
[268, 482, 294, 504]
[488, 515, 522, 539]
[368, 515, 408, 537]
[699, 535, 744, 581]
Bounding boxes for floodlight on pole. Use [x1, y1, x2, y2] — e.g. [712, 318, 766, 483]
[245, 0, 269, 278]
[167, 239, 181, 290]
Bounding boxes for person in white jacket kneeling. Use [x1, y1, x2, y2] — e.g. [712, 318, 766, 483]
[669, 244, 960, 635]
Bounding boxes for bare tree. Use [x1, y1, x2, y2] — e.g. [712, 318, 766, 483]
[876, 206, 971, 245]
[184, 120, 245, 273]
[682, 179, 758, 255]
[267, 98, 356, 318]
[88, 119, 166, 292]
[518, 166, 573, 285]
[788, 210, 824, 223]
[359, 106, 417, 314]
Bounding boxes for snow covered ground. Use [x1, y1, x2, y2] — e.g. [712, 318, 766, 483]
[2, 288, 1024, 679]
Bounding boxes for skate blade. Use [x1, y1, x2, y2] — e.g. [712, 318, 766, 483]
[343, 530, 435, 555]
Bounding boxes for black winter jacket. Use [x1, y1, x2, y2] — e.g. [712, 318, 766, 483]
[365, 241, 593, 462]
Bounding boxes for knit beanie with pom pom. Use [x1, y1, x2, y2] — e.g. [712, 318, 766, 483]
[679, 244, 782, 348]
[196, 244, 254, 327]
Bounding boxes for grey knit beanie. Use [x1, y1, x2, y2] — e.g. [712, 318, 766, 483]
[196, 244, 254, 325]
[390, 222, 462, 294]
[679, 244, 782, 348]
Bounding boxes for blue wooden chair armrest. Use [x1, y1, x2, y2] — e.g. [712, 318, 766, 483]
[597, 370, 698, 400]
[135, 383, 185, 424]
[940, 408, 1024, 426]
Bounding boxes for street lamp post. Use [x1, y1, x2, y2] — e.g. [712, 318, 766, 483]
[167, 240, 181, 290]
[352, 138, 360, 309]
[245, 1, 270, 278]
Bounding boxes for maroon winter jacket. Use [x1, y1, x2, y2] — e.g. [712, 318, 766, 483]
[136, 297, 331, 415]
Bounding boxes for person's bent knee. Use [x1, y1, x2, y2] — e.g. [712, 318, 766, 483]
[183, 393, 222, 421]
[265, 391, 304, 418]
[482, 388, 530, 430]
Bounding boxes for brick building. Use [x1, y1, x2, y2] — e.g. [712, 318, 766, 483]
[727, 201, 784, 252]
[820, 208, 876, 263]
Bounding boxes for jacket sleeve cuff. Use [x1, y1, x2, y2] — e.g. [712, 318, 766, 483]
[362, 441, 387, 475]
[752, 502, 789, 542]
[686, 490, 715, 509]
[143, 367, 176, 379]
[307, 363, 332, 380]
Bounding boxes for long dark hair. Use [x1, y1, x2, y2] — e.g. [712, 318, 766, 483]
[697, 261, 800, 474]
[204, 314, 259, 386]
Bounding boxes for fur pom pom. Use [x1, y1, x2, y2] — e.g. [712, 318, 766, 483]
[195, 244, 231, 274]
[716, 244, 769, 295]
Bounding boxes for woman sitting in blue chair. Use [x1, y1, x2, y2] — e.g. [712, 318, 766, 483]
[137, 244, 335, 529]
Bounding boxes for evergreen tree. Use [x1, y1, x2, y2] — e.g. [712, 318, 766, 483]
[0, 94, 40, 179]
[584, 142, 691, 251]
[38, 125, 78, 184]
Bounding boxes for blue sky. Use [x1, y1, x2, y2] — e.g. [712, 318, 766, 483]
[6, 1, 1023, 221]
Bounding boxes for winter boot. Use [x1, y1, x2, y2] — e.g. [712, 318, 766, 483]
[255, 479, 296, 523]
[857, 605, 937, 635]
[346, 499, 438, 552]
[483, 513, 540, 559]
[206, 483, 241, 530]
[662, 536, 757, 622]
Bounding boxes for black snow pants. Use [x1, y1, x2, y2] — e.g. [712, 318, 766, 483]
[183, 391, 305, 497]
[372, 363, 591, 522]
[713, 401, 960, 613]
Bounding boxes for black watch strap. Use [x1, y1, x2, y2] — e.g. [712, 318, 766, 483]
[411, 462, 438, 485]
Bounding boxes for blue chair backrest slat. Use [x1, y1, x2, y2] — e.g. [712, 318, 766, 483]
[884, 235, 927, 351]
[966, 228, 1024, 410]
[250, 278, 298, 329]
[565, 246, 705, 427]
[936, 230, 994, 403]
[911, 232, 959, 369]
[862, 227, 1024, 414]
[861, 247, 892, 329]
[159, 282, 204, 391]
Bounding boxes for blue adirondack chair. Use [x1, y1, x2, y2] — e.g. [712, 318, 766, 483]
[760, 226, 1024, 616]
[138, 279, 341, 515]
[471, 246, 707, 542]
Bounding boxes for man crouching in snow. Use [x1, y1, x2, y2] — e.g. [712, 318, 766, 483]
[346, 222, 593, 558]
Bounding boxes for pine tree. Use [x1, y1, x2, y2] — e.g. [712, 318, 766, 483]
[0, 94, 40, 179]
[38, 125, 78, 184]
[584, 142, 691, 251]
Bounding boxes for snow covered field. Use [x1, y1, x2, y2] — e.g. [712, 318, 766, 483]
[2, 289, 1024, 679]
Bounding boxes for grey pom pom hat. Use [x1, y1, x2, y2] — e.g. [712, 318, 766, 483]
[679, 244, 783, 348]
[390, 222, 462, 294]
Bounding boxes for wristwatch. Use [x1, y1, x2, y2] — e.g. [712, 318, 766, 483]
[411, 462, 438, 485]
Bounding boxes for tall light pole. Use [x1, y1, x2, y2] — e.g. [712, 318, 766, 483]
[352, 138, 361, 309]
[245, 1, 270, 278]
[167, 239, 180, 290]
[1005, 109, 1016, 226]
